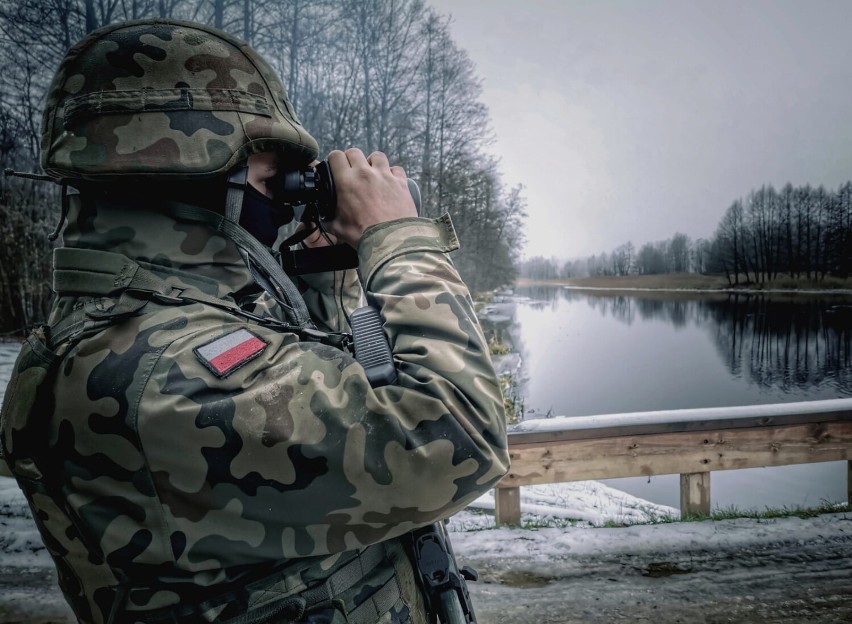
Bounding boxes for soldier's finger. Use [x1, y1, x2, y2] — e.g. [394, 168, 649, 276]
[344, 147, 368, 170]
[327, 150, 350, 175]
[366, 151, 390, 170]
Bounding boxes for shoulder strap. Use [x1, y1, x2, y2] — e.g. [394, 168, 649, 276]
[166, 201, 315, 329]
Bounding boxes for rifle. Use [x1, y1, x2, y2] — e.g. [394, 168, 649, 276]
[410, 520, 479, 624]
[351, 306, 479, 623]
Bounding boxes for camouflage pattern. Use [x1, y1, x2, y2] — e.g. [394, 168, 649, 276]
[40, 19, 319, 181]
[0, 194, 509, 623]
[298, 269, 366, 334]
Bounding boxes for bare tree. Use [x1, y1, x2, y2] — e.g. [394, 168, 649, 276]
[0, 0, 527, 332]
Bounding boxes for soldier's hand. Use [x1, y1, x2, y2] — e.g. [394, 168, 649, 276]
[326, 148, 417, 248]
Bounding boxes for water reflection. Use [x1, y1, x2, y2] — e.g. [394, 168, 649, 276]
[491, 287, 852, 409]
[713, 299, 840, 389]
[578, 291, 852, 392]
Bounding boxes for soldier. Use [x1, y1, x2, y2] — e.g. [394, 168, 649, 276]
[0, 18, 509, 624]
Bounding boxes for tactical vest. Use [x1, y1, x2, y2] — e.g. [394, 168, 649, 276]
[0, 246, 427, 624]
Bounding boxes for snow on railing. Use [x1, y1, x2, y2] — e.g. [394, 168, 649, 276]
[497, 399, 852, 526]
[509, 398, 852, 436]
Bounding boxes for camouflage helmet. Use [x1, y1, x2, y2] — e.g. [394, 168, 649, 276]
[40, 19, 319, 181]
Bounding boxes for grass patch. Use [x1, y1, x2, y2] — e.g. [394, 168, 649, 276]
[597, 501, 852, 528]
[517, 273, 852, 292]
[512, 502, 852, 530]
[499, 372, 524, 425]
[734, 275, 852, 291]
[685, 501, 852, 522]
[480, 331, 522, 424]
[599, 509, 680, 528]
[570, 273, 728, 290]
[521, 517, 583, 529]
[472, 291, 495, 314]
[468, 502, 851, 531]
[488, 336, 511, 356]
[519, 273, 729, 290]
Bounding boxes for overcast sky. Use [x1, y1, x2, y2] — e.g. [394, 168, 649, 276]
[427, 0, 852, 260]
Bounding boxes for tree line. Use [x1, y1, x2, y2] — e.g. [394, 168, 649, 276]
[521, 232, 707, 281]
[0, 0, 526, 334]
[522, 181, 852, 285]
[710, 182, 852, 285]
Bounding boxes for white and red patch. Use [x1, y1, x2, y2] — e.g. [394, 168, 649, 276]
[194, 329, 268, 377]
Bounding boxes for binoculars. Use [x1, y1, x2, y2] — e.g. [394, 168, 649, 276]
[267, 161, 421, 275]
[273, 161, 421, 222]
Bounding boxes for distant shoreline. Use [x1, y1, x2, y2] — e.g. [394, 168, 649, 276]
[515, 273, 852, 294]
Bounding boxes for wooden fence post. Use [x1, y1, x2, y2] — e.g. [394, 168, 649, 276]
[680, 472, 711, 518]
[495, 486, 521, 526]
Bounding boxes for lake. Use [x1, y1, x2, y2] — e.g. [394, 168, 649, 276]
[486, 285, 852, 511]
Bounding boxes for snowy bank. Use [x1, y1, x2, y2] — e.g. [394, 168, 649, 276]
[452, 509, 852, 564]
[0, 478, 48, 570]
[452, 482, 676, 531]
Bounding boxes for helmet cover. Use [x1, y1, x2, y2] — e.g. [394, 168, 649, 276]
[40, 19, 319, 181]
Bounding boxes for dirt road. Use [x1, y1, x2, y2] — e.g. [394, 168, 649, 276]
[462, 520, 852, 623]
[457, 514, 852, 624]
[3, 513, 851, 623]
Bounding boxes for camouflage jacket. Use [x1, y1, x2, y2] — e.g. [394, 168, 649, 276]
[1, 194, 509, 623]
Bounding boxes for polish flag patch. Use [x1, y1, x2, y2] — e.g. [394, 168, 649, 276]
[194, 329, 268, 377]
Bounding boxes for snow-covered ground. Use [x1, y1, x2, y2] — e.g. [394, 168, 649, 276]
[455, 482, 676, 530]
[0, 477, 44, 569]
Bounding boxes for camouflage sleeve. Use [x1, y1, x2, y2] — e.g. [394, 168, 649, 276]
[357, 213, 504, 438]
[139, 214, 508, 563]
[297, 269, 365, 333]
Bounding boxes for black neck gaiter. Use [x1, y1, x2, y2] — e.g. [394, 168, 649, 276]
[240, 184, 295, 247]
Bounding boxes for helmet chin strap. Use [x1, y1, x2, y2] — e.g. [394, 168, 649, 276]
[3, 169, 71, 242]
[49, 184, 74, 242]
[226, 164, 248, 223]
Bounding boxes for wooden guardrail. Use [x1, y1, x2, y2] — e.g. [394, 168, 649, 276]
[495, 399, 852, 526]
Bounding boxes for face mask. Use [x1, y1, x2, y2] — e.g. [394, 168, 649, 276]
[240, 183, 294, 247]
